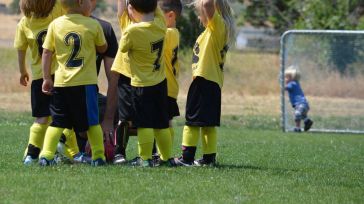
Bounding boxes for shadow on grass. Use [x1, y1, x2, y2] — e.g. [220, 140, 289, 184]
[215, 163, 299, 173]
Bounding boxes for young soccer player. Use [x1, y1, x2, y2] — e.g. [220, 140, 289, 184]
[39, 0, 108, 166]
[174, 0, 236, 166]
[284, 66, 314, 132]
[56, 0, 119, 164]
[101, 0, 134, 165]
[158, 0, 182, 156]
[118, 0, 173, 167]
[14, 0, 79, 165]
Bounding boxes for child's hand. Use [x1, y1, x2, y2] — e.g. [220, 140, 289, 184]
[42, 78, 54, 95]
[20, 72, 29, 86]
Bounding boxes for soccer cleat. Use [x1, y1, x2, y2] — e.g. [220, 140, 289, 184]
[39, 157, 56, 166]
[130, 157, 154, 167]
[73, 152, 91, 164]
[194, 158, 216, 167]
[91, 158, 106, 167]
[293, 127, 301, 132]
[173, 157, 194, 167]
[113, 154, 127, 165]
[23, 155, 38, 165]
[152, 153, 160, 165]
[158, 158, 177, 167]
[304, 119, 313, 131]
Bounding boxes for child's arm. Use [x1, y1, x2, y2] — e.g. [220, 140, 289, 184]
[96, 43, 108, 54]
[201, 0, 215, 20]
[101, 70, 119, 135]
[41, 49, 54, 95]
[17, 50, 29, 86]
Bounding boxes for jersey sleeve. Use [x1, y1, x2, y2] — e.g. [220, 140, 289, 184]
[14, 19, 28, 50]
[120, 29, 132, 53]
[207, 11, 221, 32]
[95, 23, 107, 46]
[285, 81, 294, 91]
[103, 23, 118, 58]
[42, 22, 55, 51]
[119, 11, 132, 31]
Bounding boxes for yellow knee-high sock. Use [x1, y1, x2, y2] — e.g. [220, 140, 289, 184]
[28, 123, 49, 149]
[154, 128, 172, 161]
[63, 129, 79, 158]
[201, 127, 217, 154]
[87, 125, 105, 161]
[138, 128, 154, 160]
[182, 126, 200, 147]
[169, 127, 175, 147]
[39, 126, 64, 160]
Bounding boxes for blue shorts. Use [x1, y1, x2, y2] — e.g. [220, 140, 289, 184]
[50, 85, 99, 132]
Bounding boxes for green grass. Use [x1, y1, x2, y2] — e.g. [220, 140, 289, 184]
[1, 112, 363, 203]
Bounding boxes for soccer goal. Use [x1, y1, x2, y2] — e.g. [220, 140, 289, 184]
[280, 30, 364, 134]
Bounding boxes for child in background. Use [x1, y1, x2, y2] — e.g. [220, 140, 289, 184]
[284, 66, 313, 132]
[102, 0, 135, 165]
[119, 0, 173, 167]
[158, 0, 182, 155]
[39, 0, 107, 166]
[175, 0, 236, 166]
[14, 0, 79, 165]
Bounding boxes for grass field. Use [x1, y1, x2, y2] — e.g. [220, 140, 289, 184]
[0, 111, 363, 203]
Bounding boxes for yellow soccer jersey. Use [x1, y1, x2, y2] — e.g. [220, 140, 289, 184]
[43, 14, 106, 87]
[164, 28, 180, 99]
[191, 12, 228, 88]
[13, 0, 65, 80]
[111, 12, 132, 78]
[119, 8, 167, 87]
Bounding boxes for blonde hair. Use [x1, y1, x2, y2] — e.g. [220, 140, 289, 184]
[190, 0, 236, 45]
[215, 0, 236, 45]
[20, 0, 56, 18]
[285, 65, 301, 81]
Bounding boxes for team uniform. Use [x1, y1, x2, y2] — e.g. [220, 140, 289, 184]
[110, 12, 134, 161]
[39, 14, 106, 163]
[164, 28, 180, 120]
[111, 12, 134, 122]
[14, 1, 64, 117]
[119, 8, 172, 163]
[13, 1, 68, 162]
[178, 11, 228, 166]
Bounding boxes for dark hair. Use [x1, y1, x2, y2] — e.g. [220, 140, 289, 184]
[158, 0, 182, 17]
[20, 0, 56, 18]
[129, 0, 157, 13]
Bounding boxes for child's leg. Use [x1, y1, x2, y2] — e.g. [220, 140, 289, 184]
[201, 127, 217, 163]
[137, 128, 154, 160]
[39, 126, 65, 160]
[154, 128, 172, 161]
[86, 125, 105, 161]
[26, 117, 50, 159]
[181, 125, 200, 162]
[63, 129, 80, 158]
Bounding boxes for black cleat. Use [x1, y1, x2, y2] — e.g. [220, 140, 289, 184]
[304, 119, 313, 131]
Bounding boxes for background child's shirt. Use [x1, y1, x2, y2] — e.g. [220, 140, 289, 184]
[43, 14, 106, 87]
[192, 11, 228, 88]
[285, 80, 308, 107]
[13, 0, 65, 80]
[111, 12, 132, 78]
[120, 8, 167, 87]
[164, 28, 180, 99]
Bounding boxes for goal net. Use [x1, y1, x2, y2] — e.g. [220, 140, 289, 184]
[280, 30, 364, 133]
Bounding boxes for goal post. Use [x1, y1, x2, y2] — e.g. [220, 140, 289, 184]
[280, 30, 364, 134]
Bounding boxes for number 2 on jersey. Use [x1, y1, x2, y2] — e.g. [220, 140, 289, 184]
[64, 32, 84, 68]
[151, 39, 164, 71]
